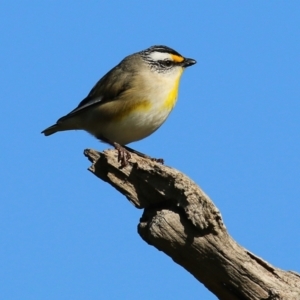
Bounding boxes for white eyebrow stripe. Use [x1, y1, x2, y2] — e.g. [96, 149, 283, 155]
[149, 51, 172, 61]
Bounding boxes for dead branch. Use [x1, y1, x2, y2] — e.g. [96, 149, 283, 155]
[84, 148, 300, 300]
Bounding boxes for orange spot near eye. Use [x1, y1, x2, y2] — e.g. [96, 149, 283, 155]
[171, 54, 184, 63]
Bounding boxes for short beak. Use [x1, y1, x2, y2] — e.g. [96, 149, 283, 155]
[182, 58, 196, 68]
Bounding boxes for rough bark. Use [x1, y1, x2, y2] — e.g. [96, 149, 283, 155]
[84, 148, 300, 300]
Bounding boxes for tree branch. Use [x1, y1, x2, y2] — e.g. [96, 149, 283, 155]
[84, 148, 300, 300]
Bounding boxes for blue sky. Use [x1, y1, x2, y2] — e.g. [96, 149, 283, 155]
[1, 1, 299, 299]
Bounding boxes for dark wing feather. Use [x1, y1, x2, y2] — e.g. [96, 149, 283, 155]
[57, 61, 133, 123]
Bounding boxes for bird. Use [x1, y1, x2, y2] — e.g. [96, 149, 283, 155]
[42, 45, 196, 167]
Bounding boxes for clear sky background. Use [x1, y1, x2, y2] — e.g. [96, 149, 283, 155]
[1, 1, 299, 299]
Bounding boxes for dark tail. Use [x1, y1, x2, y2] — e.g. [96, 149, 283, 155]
[41, 124, 59, 136]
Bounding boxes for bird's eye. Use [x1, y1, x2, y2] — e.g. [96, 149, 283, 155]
[161, 60, 172, 67]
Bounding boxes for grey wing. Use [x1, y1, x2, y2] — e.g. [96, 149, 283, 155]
[57, 96, 104, 123]
[57, 64, 131, 123]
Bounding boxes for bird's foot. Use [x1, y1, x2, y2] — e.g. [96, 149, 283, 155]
[114, 144, 164, 167]
[150, 158, 164, 164]
[123, 145, 164, 165]
[113, 143, 131, 168]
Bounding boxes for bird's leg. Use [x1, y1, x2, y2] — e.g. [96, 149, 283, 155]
[113, 143, 164, 166]
[97, 136, 164, 166]
[97, 136, 132, 167]
[123, 145, 164, 164]
[113, 142, 131, 168]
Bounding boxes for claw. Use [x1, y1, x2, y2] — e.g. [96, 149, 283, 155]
[114, 143, 163, 167]
[123, 145, 164, 165]
[151, 158, 164, 164]
[114, 143, 131, 167]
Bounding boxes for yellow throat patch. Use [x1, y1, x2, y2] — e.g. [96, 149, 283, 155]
[163, 69, 183, 111]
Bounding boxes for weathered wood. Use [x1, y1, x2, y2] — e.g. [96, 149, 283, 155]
[84, 148, 300, 300]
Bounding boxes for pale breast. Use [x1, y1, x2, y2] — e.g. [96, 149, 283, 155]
[87, 68, 183, 145]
